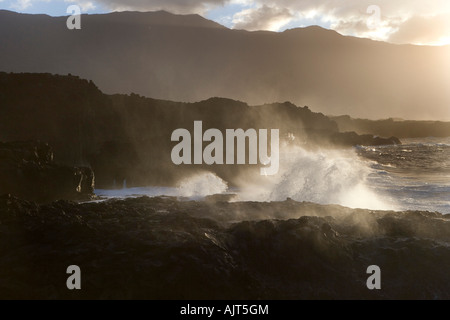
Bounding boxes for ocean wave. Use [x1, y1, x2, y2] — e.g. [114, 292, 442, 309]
[95, 172, 229, 201]
[235, 147, 395, 211]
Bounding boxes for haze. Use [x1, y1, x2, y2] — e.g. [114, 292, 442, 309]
[0, 9, 449, 120]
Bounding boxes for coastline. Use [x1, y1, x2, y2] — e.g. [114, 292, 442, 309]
[1, 194, 449, 299]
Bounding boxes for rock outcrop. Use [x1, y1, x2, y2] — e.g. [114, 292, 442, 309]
[0, 195, 449, 299]
[330, 131, 402, 146]
[0, 73, 402, 188]
[332, 115, 450, 139]
[0, 141, 95, 203]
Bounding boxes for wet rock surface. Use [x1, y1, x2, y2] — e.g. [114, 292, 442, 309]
[0, 195, 448, 299]
[0, 141, 95, 203]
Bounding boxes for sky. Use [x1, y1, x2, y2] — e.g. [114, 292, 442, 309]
[1, 0, 450, 46]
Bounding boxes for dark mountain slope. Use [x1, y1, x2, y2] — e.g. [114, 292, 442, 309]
[0, 10, 449, 120]
[0, 72, 399, 189]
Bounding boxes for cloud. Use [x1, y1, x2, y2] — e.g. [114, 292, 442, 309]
[232, 5, 293, 31]
[230, 0, 450, 45]
[5, 0, 450, 45]
[10, 0, 33, 9]
[388, 14, 450, 45]
[93, 0, 227, 14]
[65, 0, 96, 12]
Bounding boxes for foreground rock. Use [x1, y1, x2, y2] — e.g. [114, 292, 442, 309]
[0, 141, 95, 202]
[0, 195, 448, 299]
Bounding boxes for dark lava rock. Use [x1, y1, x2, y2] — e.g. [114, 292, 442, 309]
[0, 141, 95, 202]
[0, 195, 449, 299]
[331, 131, 402, 146]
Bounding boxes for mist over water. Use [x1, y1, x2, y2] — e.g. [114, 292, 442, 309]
[96, 138, 449, 214]
[95, 172, 230, 200]
[97, 147, 396, 211]
[235, 147, 395, 211]
[177, 172, 228, 198]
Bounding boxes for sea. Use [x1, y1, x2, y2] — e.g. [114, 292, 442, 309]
[96, 137, 450, 215]
[5, 137, 450, 299]
[357, 137, 450, 214]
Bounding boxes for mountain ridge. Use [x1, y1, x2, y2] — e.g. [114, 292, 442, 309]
[1, 10, 449, 120]
[0, 72, 402, 188]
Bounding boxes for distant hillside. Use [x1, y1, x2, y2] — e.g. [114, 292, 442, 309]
[333, 115, 450, 138]
[0, 72, 399, 188]
[0, 10, 449, 120]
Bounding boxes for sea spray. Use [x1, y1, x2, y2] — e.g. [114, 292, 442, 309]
[235, 146, 396, 211]
[177, 172, 228, 198]
[98, 147, 395, 211]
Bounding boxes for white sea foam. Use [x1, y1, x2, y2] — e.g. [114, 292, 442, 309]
[97, 140, 450, 214]
[234, 147, 396, 210]
[96, 147, 396, 211]
[96, 172, 228, 200]
[176, 172, 228, 198]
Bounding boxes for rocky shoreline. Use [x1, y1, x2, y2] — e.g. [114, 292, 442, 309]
[0, 73, 401, 190]
[0, 194, 449, 299]
[0, 141, 95, 203]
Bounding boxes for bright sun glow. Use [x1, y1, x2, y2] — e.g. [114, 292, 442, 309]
[421, 37, 450, 46]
